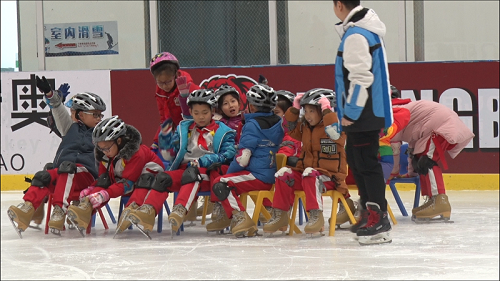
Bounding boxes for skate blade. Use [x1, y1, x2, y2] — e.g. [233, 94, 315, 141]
[306, 232, 325, 238]
[183, 221, 196, 227]
[50, 228, 62, 236]
[7, 211, 23, 239]
[207, 229, 230, 235]
[358, 232, 392, 245]
[414, 215, 454, 224]
[66, 214, 86, 237]
[127, 217, 153, 240]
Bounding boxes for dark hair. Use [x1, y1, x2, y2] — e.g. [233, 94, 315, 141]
[276, 96, 293, 113]
[298, 104, 322, 125]
[151, 61, 178, 78]
[250, 104, 273, 113]
[217, 92, 240, 118]
[333, 0, 360, 10]
[188, 101, 212, 110]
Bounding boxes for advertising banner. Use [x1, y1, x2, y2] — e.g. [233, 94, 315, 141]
[44, 21, 118, 57]
[1, 71, 112, 180]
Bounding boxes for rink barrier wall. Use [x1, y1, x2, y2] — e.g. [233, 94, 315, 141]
[1, 174, 499, 191]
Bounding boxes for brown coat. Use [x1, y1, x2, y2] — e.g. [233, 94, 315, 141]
[284, 107, 348, 194]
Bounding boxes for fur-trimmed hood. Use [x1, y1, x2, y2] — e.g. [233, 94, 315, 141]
[95, 124, 142, 162]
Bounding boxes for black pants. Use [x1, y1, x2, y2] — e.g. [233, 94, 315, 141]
[346, 130, 387, 211]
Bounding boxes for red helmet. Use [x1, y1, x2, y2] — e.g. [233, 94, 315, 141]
[150, 52, 179, 72]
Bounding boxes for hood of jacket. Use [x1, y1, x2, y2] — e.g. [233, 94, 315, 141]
[95, 124, 142, 162]
[335, 6, 386, 38]
[244, 112, 283, 147]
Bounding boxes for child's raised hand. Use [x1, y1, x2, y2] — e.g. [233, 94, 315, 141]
[293, 93, 304, 109]
[176, 76, 191, 97]
[35, 75, 52, 95]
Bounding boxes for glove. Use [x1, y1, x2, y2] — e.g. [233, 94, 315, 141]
[176, 76, 191, 98]
[325, 123, 340, 140]
[151, 142, 159, 152]
[57, 83, 71, 101]
[35, 75, 52, 95]
[318, 96, 332, 111]
[158, 118, 173, 149]
[79, 186, 96, 199]
[292, 93, 304, 110]
[87, 190, 110, 209]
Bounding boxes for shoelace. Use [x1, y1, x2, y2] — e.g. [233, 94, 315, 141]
[18, 203, 33, 212]
[232, 212, 245, 225]
[268, 209, 282, 225]
[172, 205, 186, 216]
[307, 210, 320, 225]
[364, 209, 380, 228]
[139, 204, 154, 214]
[52, 206, 65, 219]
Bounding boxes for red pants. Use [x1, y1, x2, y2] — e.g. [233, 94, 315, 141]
[418, 134, 456, 197]
[23, 166, 94, 212]
[273, 169, 335, 212]
[212, 171, 273, 218]
[127, 165, 228, 216]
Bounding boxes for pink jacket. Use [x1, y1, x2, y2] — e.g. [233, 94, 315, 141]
[391, 99, 474, 159]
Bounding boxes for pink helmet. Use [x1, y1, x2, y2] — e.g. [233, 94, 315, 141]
[150, 52, 180, 72]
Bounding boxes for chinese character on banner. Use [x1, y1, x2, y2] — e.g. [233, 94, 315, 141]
[65, 27, 75, 39]
[10, 74, 54, 132]
[92, 25, 104, 38]
[51, 27, 62, 40]
[78, 26, 89, 38]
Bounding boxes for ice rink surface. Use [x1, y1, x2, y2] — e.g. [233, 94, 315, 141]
[1, 190, 499, 280]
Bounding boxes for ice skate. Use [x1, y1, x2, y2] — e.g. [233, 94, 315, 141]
[48, 205, 66, 236]
[66, 200, 80, 230]
[350, 209, 369, 234]
[304, 209, 325, 237]
[183, 201, 197, 227]
[258, 206, 273, 225]
[263, 208, 289, 236]
[206, 202, 231, 234]
[66, 197, 93, 237]
[28, 203, 45, 230]
[197, 197, 213, 216]
[329, 198, 355, 229]
[414, 194, 454, 224]
[7, 201, 35, 238]
[230, 210, 259, 238]
[411, 196, 434, 221]
[168, 204, 187, 236]
[114, 202, 139, 238]
[126, 204, 156, 240]
[356, 202, 392, 245]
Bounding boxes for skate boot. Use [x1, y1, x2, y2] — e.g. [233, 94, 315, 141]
[197, 198, 213, 216]
[329, 198, 355, 228]
[30, 203, 45, 229]
[263, 208, 289, 235]
[48, 205, 66, 235]
[183, 201, 197, 227]
[350, 208, 369, 234]
[7, 201, 35, 238]
[411, 196, 434, 221]
[114, 202, 139, 238]
[258, 206, 273, 224]
[230, 210, 258, 238]
[127, 204, 156, 240]
[168, 204, 187, 234]
[357, 202, 392, 245]
[206, 203, 231, 234]
[414, 194, 452, 223]
[304, 209, 325, 237]
[66, 197, 93, 237]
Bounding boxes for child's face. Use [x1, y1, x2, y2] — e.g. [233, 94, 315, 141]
[303, 104, 322, 126]
[220, 94, 240, 118]
[155, 71, 176, 92]
[189, 103, 213, 127]
[273, 106, 285, 118]
[78, 110, 104, 128]
[96, 140, 119, 158]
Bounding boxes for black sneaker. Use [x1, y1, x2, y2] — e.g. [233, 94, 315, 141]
[350, 209, 369, 233]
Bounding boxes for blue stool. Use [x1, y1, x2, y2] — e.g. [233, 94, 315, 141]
[388, 143, 422, 216]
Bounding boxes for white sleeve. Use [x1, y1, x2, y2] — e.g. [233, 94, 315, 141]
[50, 104, 73, 136]
[343, 34, 374, 107]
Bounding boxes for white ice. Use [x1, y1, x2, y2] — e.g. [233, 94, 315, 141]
[1, 190, 499, 280]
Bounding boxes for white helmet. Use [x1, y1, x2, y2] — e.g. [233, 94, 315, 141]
[246, 84, 277, 109]
[71, 92, 106, 111]
[92, 115, 127, 143]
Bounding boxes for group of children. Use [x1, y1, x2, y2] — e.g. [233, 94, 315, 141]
[7, 49, 473, 245]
